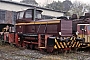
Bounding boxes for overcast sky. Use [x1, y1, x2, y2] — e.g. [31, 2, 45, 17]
[12, 0, 90, 5]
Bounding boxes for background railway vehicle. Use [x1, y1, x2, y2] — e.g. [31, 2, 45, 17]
[0, 9, 17, 45]
[71, 13, 90, 50]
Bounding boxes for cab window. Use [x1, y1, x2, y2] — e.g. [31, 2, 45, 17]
[17, 12, 20, 19]
[36, 11, 42, 19]
[19, 11, 24, 19]
[25, 10, 32, 18]
[80, 25, 85, 30]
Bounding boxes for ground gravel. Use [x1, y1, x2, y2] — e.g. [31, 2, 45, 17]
[0, 44, 90, 60]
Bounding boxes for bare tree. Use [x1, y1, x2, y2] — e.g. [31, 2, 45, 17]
[70, 1, 87, 16]
[85, 4, 90, 13]
[45, 1, 63, 11]
[62, 0, 72, 12]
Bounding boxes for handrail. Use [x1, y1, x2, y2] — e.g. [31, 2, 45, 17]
[37, 23, 41, 33]
[44, 22, 48, 33]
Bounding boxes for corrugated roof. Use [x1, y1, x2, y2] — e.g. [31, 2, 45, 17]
[0, 0, 66, 13]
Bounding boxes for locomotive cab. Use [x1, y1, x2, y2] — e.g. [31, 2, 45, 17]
[16, 9, 42, 23]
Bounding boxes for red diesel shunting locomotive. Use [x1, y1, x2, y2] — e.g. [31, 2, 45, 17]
[0, 9, 88, 53]
[15, 8, 75, 53]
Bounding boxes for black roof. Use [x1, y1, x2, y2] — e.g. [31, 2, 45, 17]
[0, 23, 14, 26]
[0, 0, 66, 13]
[0, 23, 14, 32]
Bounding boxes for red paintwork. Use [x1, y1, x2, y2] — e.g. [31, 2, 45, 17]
[61, 20, 72, 36]
[77, 25, 90, 35]
[16, 20, 72, 37]
[15, 33, 19, 46]
[16, 18, 33, 23]
[8, 33, 14, 43]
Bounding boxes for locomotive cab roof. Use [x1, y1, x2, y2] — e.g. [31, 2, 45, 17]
[26, 9, 43, 12]
[17, 8, 43, 13]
